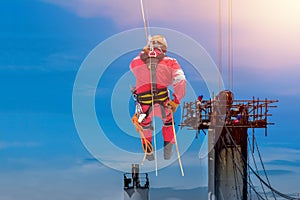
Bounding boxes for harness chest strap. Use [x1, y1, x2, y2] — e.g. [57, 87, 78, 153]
[140, 51, 165, 94]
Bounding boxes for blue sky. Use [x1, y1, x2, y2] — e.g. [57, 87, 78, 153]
[1, 0, 300, 199]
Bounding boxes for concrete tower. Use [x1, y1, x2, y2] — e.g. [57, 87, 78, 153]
[180, 90, 277, 200]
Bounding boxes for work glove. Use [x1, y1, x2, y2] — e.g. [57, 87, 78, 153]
[132, 113, 143, 132]
[167, 94, 180, 113]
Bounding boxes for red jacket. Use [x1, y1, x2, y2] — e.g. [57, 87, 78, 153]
[130, 49, 186, 103]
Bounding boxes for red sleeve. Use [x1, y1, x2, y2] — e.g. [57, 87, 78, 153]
[170, 59, 186, 103]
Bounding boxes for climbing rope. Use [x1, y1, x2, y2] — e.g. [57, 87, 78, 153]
[228, 131, 242, 198]
[138, 129, 154, 165]
[170, 110, 185, 176]
[218, 0, 234, 91]
[227, 0, 232, 91]
[140, 0, 158, 175]
[219, 132, 265, 200]
[248, 137, 269, 200]
[140, 0, 149, 43]
[139, 0, 184, 177]
[218, 0, 223, 91]
[224, 127, 300, 200]
[132, 112, 154, 165]
[148, 54, 159, 176]
[253, 134, 277, 200]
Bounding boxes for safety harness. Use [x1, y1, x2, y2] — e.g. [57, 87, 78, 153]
[134, 51, 169, 119]
[132, 49, 185, 176]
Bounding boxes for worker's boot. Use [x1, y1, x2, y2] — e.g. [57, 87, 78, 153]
[164, 141, 174, 160]
[146, 153, 155, 161]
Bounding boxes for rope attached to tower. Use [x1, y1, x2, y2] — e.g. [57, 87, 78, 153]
[223, 127, 300, 200]
[138, 0, 184, 177]
[218, 0, 234, 91]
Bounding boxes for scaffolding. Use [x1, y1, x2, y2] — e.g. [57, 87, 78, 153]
[180, 93, 278, 133]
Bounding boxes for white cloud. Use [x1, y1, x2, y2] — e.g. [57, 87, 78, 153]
[43, 0, 300, 72]
[42, 0, 217, 26]
[42, 0, 138, 26]
[232, 0, 300, 69]
[0, 166, 122, 200]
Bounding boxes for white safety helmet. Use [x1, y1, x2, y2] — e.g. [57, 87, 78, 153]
[149, 35, 167, 52]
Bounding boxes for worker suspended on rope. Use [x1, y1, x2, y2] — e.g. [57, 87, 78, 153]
[130, 35, 186, 161]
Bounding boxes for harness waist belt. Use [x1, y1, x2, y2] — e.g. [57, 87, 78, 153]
[137, 88, 169, 105]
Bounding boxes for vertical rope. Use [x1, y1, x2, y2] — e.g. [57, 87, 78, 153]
[218, 0, 223, 91]
[150, 65, 158, 176]
[151, 103, 158, 176]
[231, 143, 241, 199]
[227, 0, 232, 91]
[230, 0, 234, 91]
[220, 132, 265, 200]
[171, 111, 185, 176]
[140, 0, 149, 43]
[227, 127, 299, 200]
[219, 0, 234, 91]
[254, 136, 277, 200]
[248, 143, 252, 200]
[248, 137, 269, 200]
[140, 0, 158, 175]
[149, 62, 158, 176]
[145, 5, 151, 44]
